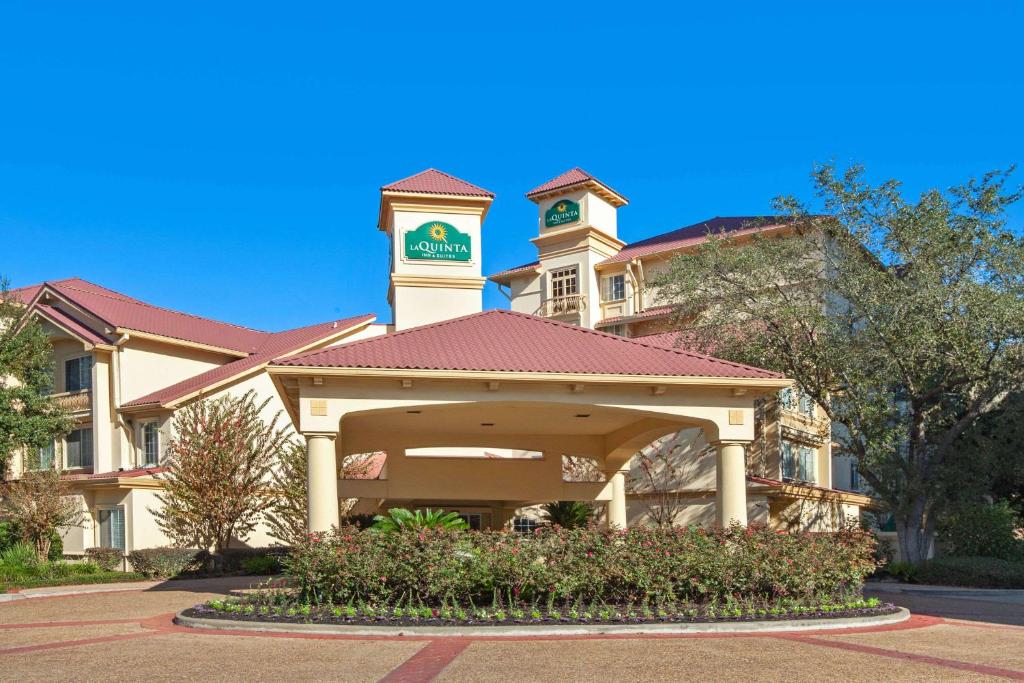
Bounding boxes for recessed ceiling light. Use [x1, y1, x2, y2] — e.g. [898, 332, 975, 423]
[406, 410, 422, 414]
[480, 422, 495, 427]
[575, 414, 591, 418]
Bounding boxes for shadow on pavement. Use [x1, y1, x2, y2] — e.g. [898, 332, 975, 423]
[865, 586, 1024, 627]
[142, 575, 269, 595]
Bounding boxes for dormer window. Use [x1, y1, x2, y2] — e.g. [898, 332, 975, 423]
[601, 274, 625, 302]
[64, 356, 93, 393]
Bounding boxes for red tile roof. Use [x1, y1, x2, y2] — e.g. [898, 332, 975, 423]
[34, 304, 112, 346]
[595, 305, 676, 328]
[274, 309, 782, 380]
[122, 313, 375, 408]
[526, 168, 628, 204]
[19, 278, 271, 353]
[488, 260, 540, 283]
[632, 330, 692, 349]
[600, 216, 791, 265]
[381, 169, 494, 198]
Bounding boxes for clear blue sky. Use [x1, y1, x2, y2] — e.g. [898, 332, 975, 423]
[3, 2, 1021, 330]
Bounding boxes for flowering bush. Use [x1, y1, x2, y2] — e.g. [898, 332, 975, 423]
[284, 524, 877, 608]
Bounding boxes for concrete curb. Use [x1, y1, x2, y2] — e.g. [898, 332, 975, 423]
[175, 607, 910, 637]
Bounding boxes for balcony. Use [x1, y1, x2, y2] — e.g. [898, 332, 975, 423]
[536, 294, 587, 318]
[51, 390, 92, 414]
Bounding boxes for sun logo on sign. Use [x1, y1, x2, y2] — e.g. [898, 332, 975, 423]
[556, 202, 567, 213]
[428, 223, 448, 241]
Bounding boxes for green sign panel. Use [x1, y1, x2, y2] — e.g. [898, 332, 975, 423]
[404, 221, 472, 262]
[544, 199, 581, 228]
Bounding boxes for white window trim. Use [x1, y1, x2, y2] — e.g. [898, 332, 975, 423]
[64, 427, 93, 470]
[549, 265, 579, 298]
[64, 354, 93, 394]
[601, 274, 626, 303]
[95, 505, 126, 551]
[138, 419, 161, 467]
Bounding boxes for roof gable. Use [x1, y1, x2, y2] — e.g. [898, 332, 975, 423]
[526, 168, 628, 206]
[274, 309, 781, 380]
[381, 169, 494, 197]
[122, 313, 376, 408]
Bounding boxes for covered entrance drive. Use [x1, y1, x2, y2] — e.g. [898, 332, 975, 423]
[268, 310, 789, 531]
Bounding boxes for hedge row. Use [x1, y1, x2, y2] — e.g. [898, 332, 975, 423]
[915, 556, 1024, 589]
[285, 525, 878, 607]
[125, 546, 288, 578]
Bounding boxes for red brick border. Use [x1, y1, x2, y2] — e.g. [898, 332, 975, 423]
[378, 639, 470, 683]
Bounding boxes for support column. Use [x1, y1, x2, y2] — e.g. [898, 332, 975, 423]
[305, 433, 340, 533]
[603, 469, 628, 529]
[714, 441, 748, 527]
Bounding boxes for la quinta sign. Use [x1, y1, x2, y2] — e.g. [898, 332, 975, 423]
[404, 221, 472, 262]
[545, 199, 581, 228]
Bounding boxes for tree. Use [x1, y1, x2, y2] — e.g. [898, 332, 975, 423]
[0, 278, 72, 480]
[541, 501, 593, 528]
[152, 391, 290, 555]
[265, 444, 375, 546]
[654, 165, 1024, 564]
[1, 469, 84, 560]
[628, 432, 703, 528]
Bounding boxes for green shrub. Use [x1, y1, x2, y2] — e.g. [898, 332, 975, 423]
[886, 561, 919, 583]
[371, 508, 469, 533]
[541, 501, 593, 529]
[127, 548, 205, 578]
[285, 524, 879, 607]
[939, 502, 1023, 560]
[0, 521, 21, 552]
[915, 556, 1024, 588]
[0, 542, 40, 575]
[217, 547, 289, 573]
[241, 555, 282, 575]
[84, 547, 124, 572]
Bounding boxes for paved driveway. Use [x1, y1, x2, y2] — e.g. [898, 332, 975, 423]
[2, 578, 1022, 682]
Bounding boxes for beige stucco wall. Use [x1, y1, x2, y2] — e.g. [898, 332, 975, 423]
[118, 338, 231, 403]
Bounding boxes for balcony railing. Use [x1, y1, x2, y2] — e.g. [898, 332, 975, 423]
[51, 390, 92, 413]
[536, 294, 587, 318]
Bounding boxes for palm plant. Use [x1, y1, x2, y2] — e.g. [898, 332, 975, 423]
[541, 501, 593, 528]
[370, 508, 469, 533]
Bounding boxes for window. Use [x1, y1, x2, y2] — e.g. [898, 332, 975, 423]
[512, 516, 538, 533]
[456, 513, 483, 530]
[601, 274, 625, 302]
[604, 324, 627, 337]
[779, 386, 815, 417]
[64, 356, 93, 393]
[98, 507, 125, 551]
[140, 421, 160, 466]
[781, 440, 816, 483]
[549, 266, 578, 298]
[850, 461, 861, 491]
[65, 427, 93, 469]
[34, 441, 55, 470]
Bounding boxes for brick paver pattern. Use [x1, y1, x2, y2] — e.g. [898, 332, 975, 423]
[2, 578, 1022, 682]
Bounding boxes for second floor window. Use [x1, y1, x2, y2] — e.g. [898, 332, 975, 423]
[140, 421, 160, 467]
[779, 386, 815, 417]
[66, 427, 93, 469]
[549, 266, 578, 299]
[781, 440, 816, 483]
[65, 356, 93, 393]
[601, 274, 625, 302]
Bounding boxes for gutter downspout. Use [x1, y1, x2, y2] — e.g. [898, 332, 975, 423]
[110, 333, 136, 468]
[631, 258, 646, 313]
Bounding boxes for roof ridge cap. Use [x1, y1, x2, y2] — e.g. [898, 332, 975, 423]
[55, 281, 271, 337]
[498, 310, 781, 376]
[278, 310, 501, 364]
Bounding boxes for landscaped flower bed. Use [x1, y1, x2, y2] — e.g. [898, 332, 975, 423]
[186, 595, 897, 627]
[188, 523, 888, 626]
